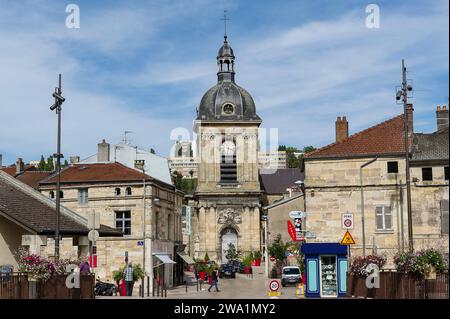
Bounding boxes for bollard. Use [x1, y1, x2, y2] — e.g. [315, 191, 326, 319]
[152, 278, 155, 297]
[186, 283, 188, 293]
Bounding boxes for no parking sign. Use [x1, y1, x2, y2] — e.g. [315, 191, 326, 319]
[342, 213, 354, 230]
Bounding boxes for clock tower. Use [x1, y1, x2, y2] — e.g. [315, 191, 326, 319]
[189, 35, 262, 262]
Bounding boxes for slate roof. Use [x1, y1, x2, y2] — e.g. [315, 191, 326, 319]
[40, 162, 156, 185]
[306, 114, 406, 159]
[259, 169, 304, 194]
[411, 127, 449, 162]
[0, 171, 121, 236]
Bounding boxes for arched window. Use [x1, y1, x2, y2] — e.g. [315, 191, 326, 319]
[126, 187, 132, 196]
[59, 191, 64, 199]
[115, 188, 121, 196]
[49, 191, 55, 199]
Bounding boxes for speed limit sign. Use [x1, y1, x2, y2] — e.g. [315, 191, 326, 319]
[342, 213, 354, 230]
[269, 280, 280, 292]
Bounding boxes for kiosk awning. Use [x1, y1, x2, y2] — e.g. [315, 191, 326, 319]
[177, 252, 195, 265]
[153, 253, 176, 264]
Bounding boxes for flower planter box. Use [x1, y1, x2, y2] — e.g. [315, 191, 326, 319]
[198, 271, 207, 280]
[251, 259, 261, 266]
[244, 266, 251, 274]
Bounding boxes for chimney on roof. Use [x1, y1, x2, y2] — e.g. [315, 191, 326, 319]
[97, 139, 110, 162]
[70, 156, 80, 164]
[406, 104, 414, 137]
[436, 105, 449, 131]
[335, 116, 349, 143]
[16, 158, 24, 174]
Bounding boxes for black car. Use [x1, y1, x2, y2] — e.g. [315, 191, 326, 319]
[219, 264, 236, 278]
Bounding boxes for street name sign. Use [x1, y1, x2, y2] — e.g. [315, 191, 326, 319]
[289, 211, 306, 219]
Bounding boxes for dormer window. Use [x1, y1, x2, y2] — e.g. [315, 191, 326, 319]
[115, 188, 121, 196]
[126, 187, 132, 196]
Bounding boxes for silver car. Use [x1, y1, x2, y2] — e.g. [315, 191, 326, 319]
[281, 266, 302, 287]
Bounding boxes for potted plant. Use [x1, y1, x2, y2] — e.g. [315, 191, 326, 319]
[394, 248, 447, 279]
[196, 260, 207, 280]
[253, 251, 262, 266]
[243, 255, 252, 274]
[112, 264, 144, 296]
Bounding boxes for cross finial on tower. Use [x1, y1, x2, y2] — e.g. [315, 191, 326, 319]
[221, 10, 230, 41]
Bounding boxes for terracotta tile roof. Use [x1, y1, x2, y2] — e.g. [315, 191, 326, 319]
[40, 162, 153, 185]
[0, 171, 121, 236]
[306, 114, 406, 159]
[15, 171, 53, 189]
[1, 165, 36, 177]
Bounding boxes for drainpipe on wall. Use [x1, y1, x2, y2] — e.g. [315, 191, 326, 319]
[360, 157, 378, 258]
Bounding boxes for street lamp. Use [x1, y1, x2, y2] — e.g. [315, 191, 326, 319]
[50, 74, 65, 260]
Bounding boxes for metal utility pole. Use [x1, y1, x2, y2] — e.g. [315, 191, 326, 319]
[50, 74, 65, 260]
[401, 60, 414, 251]
[142, 165, 146, 298]
[360, 157, 378, 258]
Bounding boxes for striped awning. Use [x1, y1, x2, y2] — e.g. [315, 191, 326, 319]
[177, 252, 195, 265]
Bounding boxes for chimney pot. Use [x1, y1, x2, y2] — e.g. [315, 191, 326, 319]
[335, 116, 349, 143]
[436, 105, 449, 131]
[97, 139, 110, 162]
[16, 158, 24, 175]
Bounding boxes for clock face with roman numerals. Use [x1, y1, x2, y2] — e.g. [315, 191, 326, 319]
[222, 103, 234, 115]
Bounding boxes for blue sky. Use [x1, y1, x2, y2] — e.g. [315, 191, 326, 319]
[0, 0, 448, 165]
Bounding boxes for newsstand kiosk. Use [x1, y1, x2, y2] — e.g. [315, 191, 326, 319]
[301, 243, 348, 298]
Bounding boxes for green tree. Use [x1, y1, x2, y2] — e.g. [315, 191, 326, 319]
[268, 234, 289, 277]
[225, 243, 241, 261]
[46, 156, 54, 171]
[38, 155, 46, 170]
[302, 146, 316, 154]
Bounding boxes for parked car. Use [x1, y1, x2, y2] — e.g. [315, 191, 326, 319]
[281, 266, 302, 287]
[227, 260, 241, 273]
[219, 264, 236, 278]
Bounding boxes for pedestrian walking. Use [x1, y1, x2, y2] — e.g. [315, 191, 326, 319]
[208, 267, 220, 292]
[124, 262, 134, 296]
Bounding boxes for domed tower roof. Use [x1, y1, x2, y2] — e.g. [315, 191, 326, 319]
[196, 36, 261, 123]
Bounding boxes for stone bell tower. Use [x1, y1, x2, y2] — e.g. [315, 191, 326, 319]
[189, 34, 262, 263]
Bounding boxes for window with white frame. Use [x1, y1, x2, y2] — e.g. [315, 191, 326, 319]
[115, 211, 131, 235]
[78, 188, 88, 204]
[375, 206, 393, 231]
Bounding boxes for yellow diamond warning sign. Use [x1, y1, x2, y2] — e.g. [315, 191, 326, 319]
[340, 230, 355, 245]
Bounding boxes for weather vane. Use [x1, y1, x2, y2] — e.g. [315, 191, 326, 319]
[221, 10, 230, 39]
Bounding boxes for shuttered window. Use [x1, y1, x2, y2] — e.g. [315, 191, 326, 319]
[441, 200, 449, 235]
[376, 206, 393, 231]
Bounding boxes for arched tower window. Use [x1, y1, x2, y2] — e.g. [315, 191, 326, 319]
[220, 137, 237, 183]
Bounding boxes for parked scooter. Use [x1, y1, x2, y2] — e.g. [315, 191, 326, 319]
[94, 278, 117, 296]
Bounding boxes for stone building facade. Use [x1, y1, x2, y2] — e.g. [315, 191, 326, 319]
[304, 106, 449, 265]
[39, 161, 183, 287]
[187, 36, 262, 263]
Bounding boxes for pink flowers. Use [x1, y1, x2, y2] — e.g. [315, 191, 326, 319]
[349, 255, 387, 278]
[15, 248, 80, 282]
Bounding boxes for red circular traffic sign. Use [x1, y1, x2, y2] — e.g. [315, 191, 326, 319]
[269, 256, 276, 262]
[269, 280, 280, 292]
[344, 219, 352, 228]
